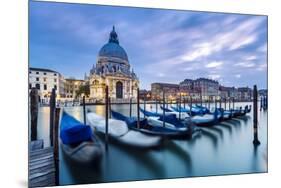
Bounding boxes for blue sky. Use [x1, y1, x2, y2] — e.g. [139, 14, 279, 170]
[29, 1, 268, 90]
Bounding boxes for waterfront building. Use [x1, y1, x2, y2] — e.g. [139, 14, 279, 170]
[193, 78, 219, 100]
[88, 26, 139, 102]
[219, 86, 229, 99]
[64, 78, 86, 99]
[179, 79, 193, 90]
[151, 83, 179, 100]
[237, 87, 253, 101]
[179, 79, 201, 100]
[29, 67, 64, 102]
[258, 89, 268, 96]
[139, 90, 152, 100]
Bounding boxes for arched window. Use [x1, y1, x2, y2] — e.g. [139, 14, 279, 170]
[116, 81, 123, 99]
[101, 66, 104, 74]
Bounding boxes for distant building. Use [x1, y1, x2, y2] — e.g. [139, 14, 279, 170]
[193, 78, 219, 100]
[238, 87, 253, 101]
[139, 90, 152, 100]
[179, 79, 193, 90]
[219, 86, 230, 99]
[151, 83, 179, 100]
[228, 87, 239, 100]
[64, 78, 85, 99]
[258, 89, 268, 96]
[88, 26, 139, 102]
[29, 67, 64, 102]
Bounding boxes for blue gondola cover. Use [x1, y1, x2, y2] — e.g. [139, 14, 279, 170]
[60, 111, 92, 145]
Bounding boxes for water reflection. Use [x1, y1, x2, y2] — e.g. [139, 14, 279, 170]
[163, 140, 192, 174]
[200, 129, 219, 149]
[218, 122, 234, 135]
[207, 126, 224, 139]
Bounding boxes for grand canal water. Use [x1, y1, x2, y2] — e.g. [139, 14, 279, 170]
[31, 102, 267, 186]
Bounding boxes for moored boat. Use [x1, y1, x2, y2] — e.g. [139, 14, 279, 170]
[60, 111, 102, 164]
[111, 110, 197, 139]
[87, 112, 163, 149]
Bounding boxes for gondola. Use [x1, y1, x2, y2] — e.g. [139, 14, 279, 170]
[174, 105, 205, 116]
[111, 110, 196, 139]
[196, 104, 210, 113]
[86, 112, 162, 149]
[222, 109, 232, 120]
[140, 107, 190, 120]
[60, 111, 102, 163]
[232, 106, 248, 117]
[191, 109, 219, 127]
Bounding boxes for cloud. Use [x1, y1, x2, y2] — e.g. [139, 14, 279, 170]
[234, 62, 256, 68]
[235, 74, 241, 78]
[157, 73, 165, 77]
[245, 55, 257, 61]
[229, 35, 257, 50]
[256, 63, 267, 71]
[181, 42, 213, 61]
[205, 61, 223, 68]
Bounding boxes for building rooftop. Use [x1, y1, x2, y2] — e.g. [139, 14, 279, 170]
[195, 77, 219, 83]
[151, 82, 179, 87]
[29, 67, 58, 73]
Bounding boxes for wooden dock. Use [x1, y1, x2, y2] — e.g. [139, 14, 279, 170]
[29, 140, 56, 187]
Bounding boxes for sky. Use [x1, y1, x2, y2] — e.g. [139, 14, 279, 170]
[29, 1, 268, 90]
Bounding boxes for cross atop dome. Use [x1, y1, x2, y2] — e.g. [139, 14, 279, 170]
[109, 25, 119, 44]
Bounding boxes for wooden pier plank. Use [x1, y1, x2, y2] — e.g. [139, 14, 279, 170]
[29, 140, 44, 151]
[29, 146, 56, 188]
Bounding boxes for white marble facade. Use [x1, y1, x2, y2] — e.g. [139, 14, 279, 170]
[89, 26, 139, 101]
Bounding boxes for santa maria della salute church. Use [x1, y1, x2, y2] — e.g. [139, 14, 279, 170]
[88, 26, 139, 101]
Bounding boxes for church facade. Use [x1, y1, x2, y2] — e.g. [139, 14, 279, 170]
[88, 26, 139, 101]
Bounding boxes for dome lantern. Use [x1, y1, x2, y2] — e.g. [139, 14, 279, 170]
[109, 26, 119, 44]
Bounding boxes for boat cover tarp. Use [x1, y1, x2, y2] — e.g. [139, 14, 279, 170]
[60, 111, 92, 145]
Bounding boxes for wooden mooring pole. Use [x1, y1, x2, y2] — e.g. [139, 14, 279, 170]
[155, 99, 158, 113]
[49, 88, 56, 147]
[228, 97, 231, 110]
[83, 96, 86, 125]
[208, 96, 211, 110]
[253, 85, 260, 145]
[224, 98, 227, 110]
[144, 95, 146, 118]
[137, 88, 140, 129]
[105, 86, 109, 150]
[179, 93, 181, 120]
[190, 96, 193, 116]
[109, 97, 111, 119]
[163, 90, 166, 128]
[215, 99, 217, 109]
[30, 88, 39, 141]
[200, 93, 203, 107]
[129, 97, 132, 118]
[54, 107, 60, 186]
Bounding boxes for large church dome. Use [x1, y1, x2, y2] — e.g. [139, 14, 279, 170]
[98, 26, 128, 62]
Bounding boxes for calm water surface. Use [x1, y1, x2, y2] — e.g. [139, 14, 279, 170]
[31, 102, 267, 186]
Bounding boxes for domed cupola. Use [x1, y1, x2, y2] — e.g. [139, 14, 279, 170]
[98, 26, 129, 62]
